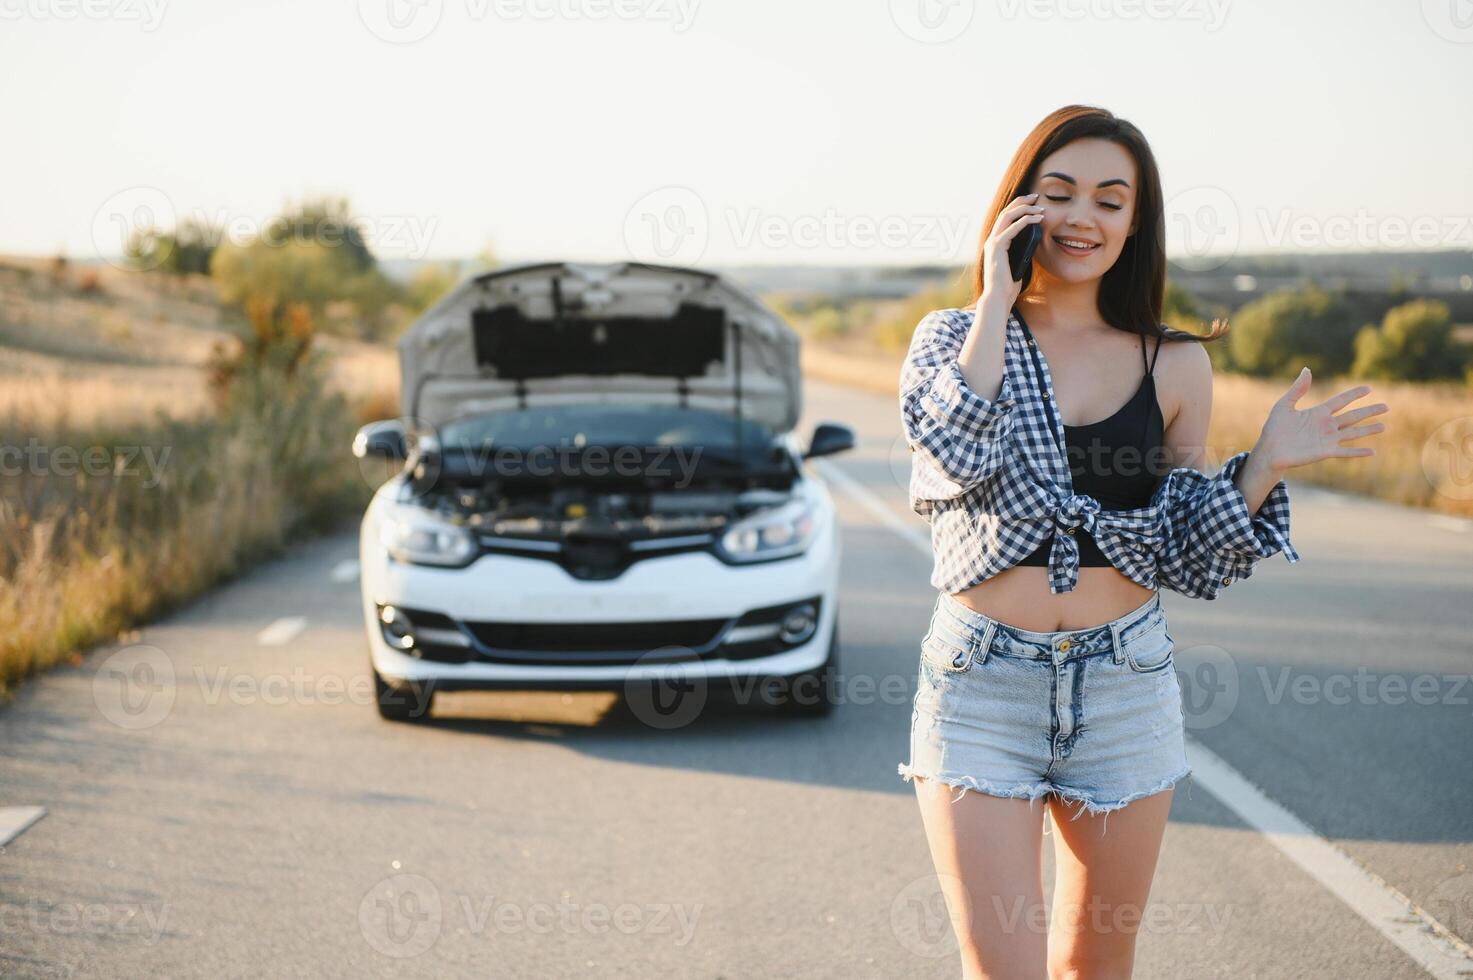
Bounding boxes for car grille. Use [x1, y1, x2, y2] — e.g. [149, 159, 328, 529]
[382, 597, 821, 667]
[463, 618, 727, 662]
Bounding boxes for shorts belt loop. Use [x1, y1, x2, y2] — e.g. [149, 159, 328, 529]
[1110, 621, 1125, 664]
[976, 621, 997, 665]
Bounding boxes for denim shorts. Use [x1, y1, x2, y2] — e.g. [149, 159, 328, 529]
[898, 589, 1192, 831]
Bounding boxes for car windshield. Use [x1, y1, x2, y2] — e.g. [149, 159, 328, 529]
[437, 404, 777, 458]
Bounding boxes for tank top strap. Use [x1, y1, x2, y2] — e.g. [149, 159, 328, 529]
[1149, 330, 1163, 375]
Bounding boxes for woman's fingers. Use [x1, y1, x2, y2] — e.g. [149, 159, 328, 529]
[998, 211, 1044, 243]
[1338, 421, 1387, 442]
[990, 193, 1040, 237]
[1316, 383, 1375, 415]
[1332, 402, 1390, 428]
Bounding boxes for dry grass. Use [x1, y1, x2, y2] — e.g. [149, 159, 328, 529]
[0, 255, 400, 428]
[0, 257, 394, 695]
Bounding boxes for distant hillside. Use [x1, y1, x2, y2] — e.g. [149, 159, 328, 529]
[378, 250, 1472, 312]
[0, 255, 396, 427]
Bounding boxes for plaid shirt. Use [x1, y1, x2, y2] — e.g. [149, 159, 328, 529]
[901, 307, 1301, 599]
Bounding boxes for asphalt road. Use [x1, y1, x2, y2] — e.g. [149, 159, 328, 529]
[2, 376, 1471, 979]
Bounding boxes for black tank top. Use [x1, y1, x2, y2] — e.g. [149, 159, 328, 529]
[1016, 326, 1165, 568]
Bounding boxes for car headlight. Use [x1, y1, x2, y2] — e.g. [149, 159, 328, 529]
[379, 509, 477, 567]
[716, 499, 816, 564]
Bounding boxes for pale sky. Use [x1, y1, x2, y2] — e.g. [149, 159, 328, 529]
[3, 0, 1471, 268]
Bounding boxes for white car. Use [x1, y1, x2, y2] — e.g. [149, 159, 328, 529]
[354, 262, 853, 721]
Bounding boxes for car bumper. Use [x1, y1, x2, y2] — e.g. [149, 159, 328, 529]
[363, 546, 838, 688]
[366, 614, 835, 689]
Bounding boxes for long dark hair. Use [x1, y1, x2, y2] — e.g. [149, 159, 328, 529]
[966, 104, 1226, 344]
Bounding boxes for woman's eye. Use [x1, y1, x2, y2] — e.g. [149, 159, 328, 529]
[1044, 195, 1070, 203]
[1100, 202, 1123, 211]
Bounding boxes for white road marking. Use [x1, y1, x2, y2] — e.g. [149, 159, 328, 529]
[813, 456, 1473, 975]
[1428, 515, 1472, 533]
[257, 617, 308, 647]
[0, 806, 47, 846]
[1187, 743, 1473, 977]
[811, 458, 931, 554]
[330, 559, 361, 582]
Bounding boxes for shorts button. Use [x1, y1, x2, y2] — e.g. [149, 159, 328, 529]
[1058, 638, 1071, 651]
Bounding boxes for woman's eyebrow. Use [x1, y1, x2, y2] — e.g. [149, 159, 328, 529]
[1040, 171, 1132, 189]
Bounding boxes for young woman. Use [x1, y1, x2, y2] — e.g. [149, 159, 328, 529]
[895, 105, 1388, 979]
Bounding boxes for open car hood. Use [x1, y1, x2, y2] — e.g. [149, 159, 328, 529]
[397, 262, 803, 434]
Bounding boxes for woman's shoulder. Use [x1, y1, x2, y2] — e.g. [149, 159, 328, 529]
[1151, 323, 1212, 371]
[1151, 323, 1214, 428]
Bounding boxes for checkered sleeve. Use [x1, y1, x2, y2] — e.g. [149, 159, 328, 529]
[1152, 450, 1301, 600]
[899, 310, 1019, 498]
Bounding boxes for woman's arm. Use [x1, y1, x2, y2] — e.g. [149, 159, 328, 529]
[900, 307, 1019, 493]
[900, 195, 1044, 510]
[1151, 339, 1298, 599]
[1151, 339, 1388, 598]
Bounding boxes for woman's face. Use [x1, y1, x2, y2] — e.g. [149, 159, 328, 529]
[1026, 137, 1139, 286]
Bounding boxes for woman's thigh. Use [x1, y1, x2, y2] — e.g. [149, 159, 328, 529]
[912, 775, 1050, 980]
[1046, 788, 1175, 978]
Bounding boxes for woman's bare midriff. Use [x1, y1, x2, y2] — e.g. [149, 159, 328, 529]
[948, 560, 1157, 633]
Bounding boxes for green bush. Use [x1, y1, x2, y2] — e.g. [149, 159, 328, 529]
[126, 216, 219, 276]
[209, 197, 406, 341]
[1351, 299, 1469, 381]
[1228, 283, 1360, 378]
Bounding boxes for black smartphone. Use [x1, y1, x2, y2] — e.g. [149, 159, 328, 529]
[1008, 220, 1042, 282]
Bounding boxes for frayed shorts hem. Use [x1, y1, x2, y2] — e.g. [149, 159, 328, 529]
[898, 762, 1193, 830]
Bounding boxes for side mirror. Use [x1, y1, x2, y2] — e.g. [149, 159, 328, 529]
[353, 419, 408, 461]
[803, 422, 855, 459]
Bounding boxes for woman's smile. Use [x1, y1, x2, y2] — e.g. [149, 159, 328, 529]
[1052, 235, 1101, 257]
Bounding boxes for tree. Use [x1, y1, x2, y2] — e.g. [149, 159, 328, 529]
[1351, 299, 1469, 381]
[125, 216, 220, 276]
[264, 196, 375, 273]
[209, 197, 407, 341]
[1227, 284, 1360, 378]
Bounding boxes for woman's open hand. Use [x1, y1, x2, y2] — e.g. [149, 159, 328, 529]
[1254, 366, 1389, 472]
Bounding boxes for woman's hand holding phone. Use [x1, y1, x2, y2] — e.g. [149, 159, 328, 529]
[978, 192, 1045, 315]
[958, 192, 1042, 403]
